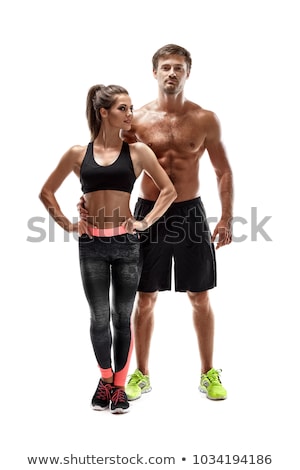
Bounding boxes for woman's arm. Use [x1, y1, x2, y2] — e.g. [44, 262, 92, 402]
[123, 143, 177, 232]
[39, 145, 88, 235]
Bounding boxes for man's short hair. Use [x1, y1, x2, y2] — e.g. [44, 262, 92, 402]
[152, 44, 192, 73]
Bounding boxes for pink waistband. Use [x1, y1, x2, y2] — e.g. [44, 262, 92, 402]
[89, 226, 127, 237]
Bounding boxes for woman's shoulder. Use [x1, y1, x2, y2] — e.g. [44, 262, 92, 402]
[63, 144, 89, 160]
[128, 142, 156, 169]
[69, 143, 89, 154]
[58, 144, 90, 169]
[128, 141, 150, 153]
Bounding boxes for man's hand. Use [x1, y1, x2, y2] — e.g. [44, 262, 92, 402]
[211, 218, 232, 249]
[122, 217, 148, 234]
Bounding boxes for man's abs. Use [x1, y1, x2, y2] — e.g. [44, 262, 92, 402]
[139, 153, 202, 202]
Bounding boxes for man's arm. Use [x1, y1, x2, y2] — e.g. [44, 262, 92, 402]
[205, 112, 234, 249]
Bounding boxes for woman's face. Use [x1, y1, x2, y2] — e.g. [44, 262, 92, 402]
[106, 94, 133, 130]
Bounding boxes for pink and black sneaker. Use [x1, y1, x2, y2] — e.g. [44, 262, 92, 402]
[91, 379, 112, 411]
[110, 387, 130, 414]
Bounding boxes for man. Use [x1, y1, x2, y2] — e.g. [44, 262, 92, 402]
[80, 44, 233, 401]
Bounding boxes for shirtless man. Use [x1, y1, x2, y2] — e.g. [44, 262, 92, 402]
[80, 44, 234, 400]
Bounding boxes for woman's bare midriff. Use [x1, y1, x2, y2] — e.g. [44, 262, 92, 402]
[84, 190, 132, 228]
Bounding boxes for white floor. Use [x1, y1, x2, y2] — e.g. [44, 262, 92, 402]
[2, 250, 298, 468]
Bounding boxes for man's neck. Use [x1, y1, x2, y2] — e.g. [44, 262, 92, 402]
[156, 91, 186, 113]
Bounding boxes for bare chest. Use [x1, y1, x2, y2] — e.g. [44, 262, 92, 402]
[136, 115, 206, 158]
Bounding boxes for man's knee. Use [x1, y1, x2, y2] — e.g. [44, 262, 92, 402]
[187, 290, 210, 310]
[136, 291, 158, 315]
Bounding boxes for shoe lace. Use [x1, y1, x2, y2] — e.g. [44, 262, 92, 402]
[127, 370, 143, 385]
[96, 381, 112, 401]
[207, 369, 222, 385]
[111, 388, 127, 404]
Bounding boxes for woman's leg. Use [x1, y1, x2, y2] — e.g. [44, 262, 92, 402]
[111, 243, 141, 388]
[80, 255, 113, 378]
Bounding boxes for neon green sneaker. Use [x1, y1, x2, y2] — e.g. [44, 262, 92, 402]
[125, 369, 152, 401]
[199, 368, 227, 400]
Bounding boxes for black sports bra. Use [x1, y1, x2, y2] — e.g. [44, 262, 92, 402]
[80, 141, 136, 194]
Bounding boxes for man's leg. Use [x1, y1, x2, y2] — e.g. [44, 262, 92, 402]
[187, 290, 227, 400]
[133, 291, 158, 375]
[188, 291, 227, 400]
[125, 291, 158, 400]
[187, 290, 214, 374]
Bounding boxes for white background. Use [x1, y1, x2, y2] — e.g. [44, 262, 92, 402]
[1, 0, 299, 468]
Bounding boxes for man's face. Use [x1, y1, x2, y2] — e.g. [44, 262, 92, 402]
[153, 54, 190, 94]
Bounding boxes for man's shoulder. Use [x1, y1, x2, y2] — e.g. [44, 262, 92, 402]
[134, 100, 157, 116]
[186, 101, 219, 125]
[185, 99, 214, 114]
[139, 99, 157, 110]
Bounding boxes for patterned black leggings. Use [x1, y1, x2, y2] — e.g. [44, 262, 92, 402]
[79, 234, 141, 387]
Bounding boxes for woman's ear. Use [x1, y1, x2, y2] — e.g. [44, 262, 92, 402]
[99, 107, 108, 119]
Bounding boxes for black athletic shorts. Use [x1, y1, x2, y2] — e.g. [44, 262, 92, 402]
[134, 197, 217, 292]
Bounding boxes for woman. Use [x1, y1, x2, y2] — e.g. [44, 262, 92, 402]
[39, 84, 177, 414]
